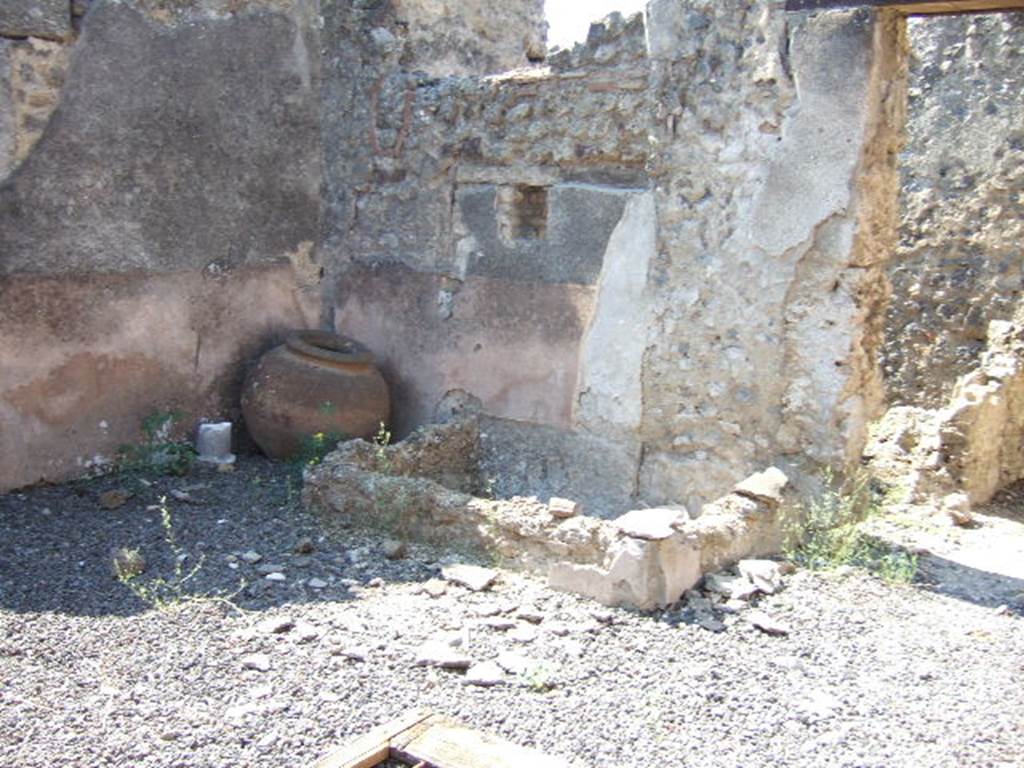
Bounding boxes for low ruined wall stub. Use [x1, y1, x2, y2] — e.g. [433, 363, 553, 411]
[333, 264, 594, 439]
[0, 1, 321, 277]
[0, 263, 320, 491]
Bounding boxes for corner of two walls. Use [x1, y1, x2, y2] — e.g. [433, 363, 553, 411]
[320, 3, 654, 516]
[0, 0, 323, 491]
[322, 0, 912, 516]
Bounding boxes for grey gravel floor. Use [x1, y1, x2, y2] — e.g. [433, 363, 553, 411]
[1, 457, 1023, 768]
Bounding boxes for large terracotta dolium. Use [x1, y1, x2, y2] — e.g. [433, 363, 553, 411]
[241, 331, 390, 460]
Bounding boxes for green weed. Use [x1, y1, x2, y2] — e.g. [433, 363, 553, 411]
[294, 430, 347, 470]
[783, 469, 917, 584]
[117, 409, 196, 477]
[118, 496, 244, 612]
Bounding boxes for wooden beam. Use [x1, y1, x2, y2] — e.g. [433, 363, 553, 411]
[309, 711, 572, 768]
[311, 709, 435, 768]
[392, 718, 571, 768]
[785, 0, 1024, 14]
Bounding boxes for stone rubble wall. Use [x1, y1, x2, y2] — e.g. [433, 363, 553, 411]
[867, 306, 1024, 506]
[639, 3, 907, 510]
[864, 12, 1024, 511]
[320, 5, 655, 515]
[883, 13, 1024, 408]
[320, 2, 909, 515]
[304, 418, 794, 610]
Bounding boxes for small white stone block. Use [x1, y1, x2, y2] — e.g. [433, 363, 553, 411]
[196, 421, 235, 465]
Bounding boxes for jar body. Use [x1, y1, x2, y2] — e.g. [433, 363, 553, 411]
[241, 331, 390, 459]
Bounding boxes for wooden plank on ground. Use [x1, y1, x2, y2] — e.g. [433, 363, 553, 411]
[311, 709, 435, 768]
[785, 0, 1024, 14]
[391, 719, 571, 768]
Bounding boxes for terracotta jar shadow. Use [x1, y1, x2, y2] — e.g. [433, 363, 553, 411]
[241, 331, 390, 460]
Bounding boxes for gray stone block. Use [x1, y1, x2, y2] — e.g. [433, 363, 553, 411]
[0, 0, 71, 40]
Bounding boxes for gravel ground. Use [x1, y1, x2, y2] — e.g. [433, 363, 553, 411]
[2, 457, 1023, 768]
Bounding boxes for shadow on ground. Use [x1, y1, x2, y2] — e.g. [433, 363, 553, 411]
[0, 457, 437, 618]
[914, 552, 1024, 609]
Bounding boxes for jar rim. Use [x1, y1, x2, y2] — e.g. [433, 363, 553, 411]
[285, 330, 375, 366]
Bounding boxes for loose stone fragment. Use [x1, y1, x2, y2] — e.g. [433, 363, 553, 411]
[415, 641, 473, 670]
[382, 539, 407, 560]
[307, 578, 328, 590]
[464, 661, 505, 687]
[612, 507, 688, 540]
[548, 497, 581, 518]
[509, 625, 538, 644]
[99, 490, 132, 510]
[420, 578, 448, 598]
[704, 572, 759, 601]
[943, 493, 975, 527]
[738, 559, 785, 595]
[733, 467, 789, 505]
[293, 620, 320, 643]
[241, 654, 272, 672]
[241, 550, 263, 565]
[442, 564, 498, 592]
[747, 610, 791, 637]
[257, 616, 295, 635]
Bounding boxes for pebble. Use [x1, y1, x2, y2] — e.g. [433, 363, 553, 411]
[256, 563, 286, 575]
[738, 559, 785, 595]
[509, 625, 538, 644]
[241, 654, 271, 672]
[336, 646, 370, 662]
[415, 641, 473, 670]
[99, 490, 132, 510]
[382, 539, 407, 560]
[293, 620, 320, 643]
[698, 616, 727, 633]
[471, 601, 505, 617]
[421, 579, 448, 598]
[240, 551, 263, 565]
[308, 578, 329, 590]
[480, 618, 517, 631]
[516, 607, 545, 624]
[748, 610, 791, 637]
[257, 616, 295, 635]
[464, 661, 505, 687]
[265, 573, 287, 582]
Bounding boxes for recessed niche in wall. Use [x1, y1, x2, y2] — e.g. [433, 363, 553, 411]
[498, 184, 549, 242]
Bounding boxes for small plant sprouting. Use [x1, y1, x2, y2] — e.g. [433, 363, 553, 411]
[522, 661, 558, 692]
[118, 409, 196, 477]
[295, 431, 346, 470]
[118, 496, 244, 612]
[782, 468, 917, 584]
